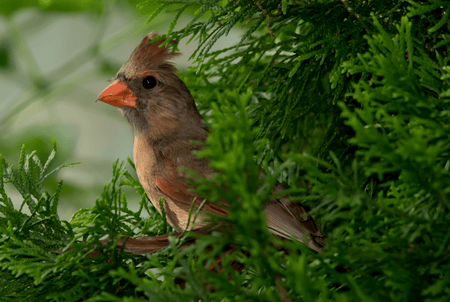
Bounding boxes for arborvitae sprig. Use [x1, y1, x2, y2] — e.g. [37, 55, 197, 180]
[0, 140, 77, 300]
[0, 139, 77, 249]
[0, 143, 179, 301]
[285, 16, 450, 300]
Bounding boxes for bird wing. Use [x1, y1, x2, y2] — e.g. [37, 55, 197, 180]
[155, 156, 227, 217]
[156, 156, 324, 252]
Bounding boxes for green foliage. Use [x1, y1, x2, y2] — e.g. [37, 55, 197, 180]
[1, 0, 450, 301]
[0, 143, 177, 301]
[0, 0, 104, 17]
[0, 140, 77, 300]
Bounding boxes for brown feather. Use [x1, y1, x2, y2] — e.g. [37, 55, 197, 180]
[119, 32, 180, 78]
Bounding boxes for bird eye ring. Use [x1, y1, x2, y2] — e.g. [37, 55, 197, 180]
[143, 76, 157, 89]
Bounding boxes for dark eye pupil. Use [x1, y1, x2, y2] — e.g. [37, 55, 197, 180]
[143, 76, 157, 89]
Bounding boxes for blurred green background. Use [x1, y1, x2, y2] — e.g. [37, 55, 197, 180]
[0, 0, 240, 220]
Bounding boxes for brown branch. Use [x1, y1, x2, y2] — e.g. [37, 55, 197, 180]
[257, 1, 275, 37]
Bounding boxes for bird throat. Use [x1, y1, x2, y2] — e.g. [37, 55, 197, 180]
[121, 107, 150, 134]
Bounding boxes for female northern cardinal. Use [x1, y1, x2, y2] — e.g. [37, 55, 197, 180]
[97, 33, 325, 253]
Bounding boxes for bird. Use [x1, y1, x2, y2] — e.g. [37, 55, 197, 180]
[96, 32, 325, 254]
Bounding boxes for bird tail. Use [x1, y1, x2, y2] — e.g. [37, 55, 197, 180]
[264, 184, 326, 252]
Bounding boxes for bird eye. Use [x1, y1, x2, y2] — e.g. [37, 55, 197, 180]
[142, 76, 157, 89]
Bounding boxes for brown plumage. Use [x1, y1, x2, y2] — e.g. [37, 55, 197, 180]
[97, 32, 325, 254]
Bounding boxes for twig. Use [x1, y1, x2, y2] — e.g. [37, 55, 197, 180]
[257, 1, 275, 37]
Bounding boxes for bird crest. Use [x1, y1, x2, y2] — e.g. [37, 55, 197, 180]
[119, 32, 180, 77]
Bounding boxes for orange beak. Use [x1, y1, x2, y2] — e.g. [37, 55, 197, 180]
[97, 79, 137, 108]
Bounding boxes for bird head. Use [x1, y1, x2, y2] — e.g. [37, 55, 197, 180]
[97, 33, 206, 141]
